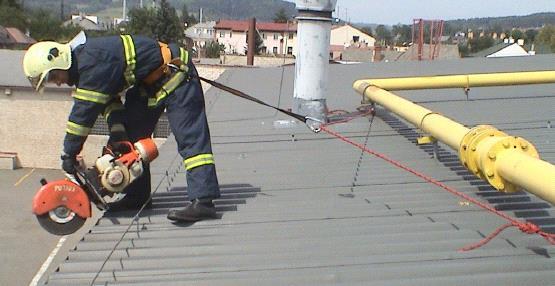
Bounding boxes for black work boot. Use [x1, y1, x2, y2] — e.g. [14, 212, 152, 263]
[167, 198, 217, 222]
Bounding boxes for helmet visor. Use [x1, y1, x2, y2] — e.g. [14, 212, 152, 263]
[27, 71, 49, 93]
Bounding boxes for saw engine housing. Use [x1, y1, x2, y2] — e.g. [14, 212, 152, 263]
[96, 139, 159, 193]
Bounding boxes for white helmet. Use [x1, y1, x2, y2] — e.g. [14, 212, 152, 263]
[23, 41, 72, 92]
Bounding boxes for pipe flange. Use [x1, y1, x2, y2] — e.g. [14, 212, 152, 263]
[459, 125, 506, 176]
[479, 136, 539, 193]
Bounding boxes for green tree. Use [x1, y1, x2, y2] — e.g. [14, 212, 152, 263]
[181, 3, 197, 28]
[458, 43, 470, 57]
[0, 0, 19, 8]
[154, 0, 182, 43]
[469, 36, 494, 53]
[525, 29, 538, 43]
[375, 25, 392, 46]
[510, 29, 524, 40]
[273, 8, 289, 23]
[126, 7, 157, 37]
[392, 24, 411, 46]
[19, 8, 82, 42]
[205, 41, 224, 58]
[245, 30, 264, 55]
[0, 3, 26, 30]
[537, 25, 555, 52]
[126, 0, 183, 43]
[254, 30, 264, 55]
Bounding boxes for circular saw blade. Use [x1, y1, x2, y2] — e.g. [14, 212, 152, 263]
[36, 209, 86, 235]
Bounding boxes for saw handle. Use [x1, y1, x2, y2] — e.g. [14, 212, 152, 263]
[106, 141, 134, 157]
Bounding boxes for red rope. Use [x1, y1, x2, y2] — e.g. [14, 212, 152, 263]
[320, 124, 555, 251]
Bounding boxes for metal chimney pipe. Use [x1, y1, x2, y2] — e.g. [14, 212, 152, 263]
[247, 18, 256, 66]
[293, 0, 338, 128]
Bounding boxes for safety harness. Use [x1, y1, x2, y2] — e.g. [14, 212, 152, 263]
[120, 35, 189, 108]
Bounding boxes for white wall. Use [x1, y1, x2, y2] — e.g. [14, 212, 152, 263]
[330, 25, 375, 48]
[0, 88, 106, 169]
[260, 31, 297, 56]
[217, 29, 247, 55]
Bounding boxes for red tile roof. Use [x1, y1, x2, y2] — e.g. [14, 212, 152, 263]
[215, 20, 297, 32]
[5, 27, 36, 44]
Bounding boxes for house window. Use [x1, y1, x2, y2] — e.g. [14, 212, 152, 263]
[262, 33, 266, 39]
[353, 36, 360, 42]
[273, 47, 278, 54]
[273, 34, 278, 40]
[261, 46, 267, 54]
[288, 33, 294, 39]
[220, 31, 224, 38]
[230, 31, 233, 38]
[287, 46, 293, 54]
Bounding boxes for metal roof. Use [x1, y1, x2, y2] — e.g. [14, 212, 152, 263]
[43, 55, 555, 285]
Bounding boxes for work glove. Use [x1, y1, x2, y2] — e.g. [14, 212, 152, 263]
[61, 153, 77, 175]
[108, 141, 132, 156]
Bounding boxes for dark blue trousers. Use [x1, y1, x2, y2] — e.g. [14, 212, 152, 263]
[120, 63, 220, 206]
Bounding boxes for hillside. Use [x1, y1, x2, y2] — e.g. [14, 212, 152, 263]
[18, 1, 555, 29]
[22, 0, 296, 22]
[446, 12, 555, 30]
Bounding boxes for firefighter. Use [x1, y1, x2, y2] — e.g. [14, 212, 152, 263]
[22, 33, 220, 222]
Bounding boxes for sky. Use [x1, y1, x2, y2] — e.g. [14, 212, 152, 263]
[289, 0, 555, 25]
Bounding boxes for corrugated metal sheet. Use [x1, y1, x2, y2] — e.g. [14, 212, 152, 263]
[43, 55, 555, 285]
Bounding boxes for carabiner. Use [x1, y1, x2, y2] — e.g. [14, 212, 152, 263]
[305, 116, 325, 133]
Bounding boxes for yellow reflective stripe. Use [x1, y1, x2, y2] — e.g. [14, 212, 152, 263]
[103, 101, 124, 120]
[180, 47, 189, 66]
[154, 71, 186, 103]
[110, 123, 125, 133]
[66, 121, 91, 137]
[120, 35, 136, 86]
[179, 47, 190, 73]
[73, 88, 111, 104]
[184, 154, 214, 170]
[147, 97, 157, 108]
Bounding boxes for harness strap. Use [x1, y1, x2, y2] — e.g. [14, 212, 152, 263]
[197, 75, 307, 123]
[143, 42, 173, 86]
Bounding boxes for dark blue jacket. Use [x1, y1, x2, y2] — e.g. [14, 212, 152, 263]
[64, 35, 169, 156]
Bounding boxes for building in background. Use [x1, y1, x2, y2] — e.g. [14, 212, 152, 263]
[329, 24, 376, 62]
[0, 26, 36, 49]
[64, 13, 107, 31]
[330, 24, 375, 48]
[185, 21, 217, 52]
[214, 20, 297, 56]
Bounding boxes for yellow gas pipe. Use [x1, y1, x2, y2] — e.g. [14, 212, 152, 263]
[353, 81, 555, 205]
[358, 70, 555, 91]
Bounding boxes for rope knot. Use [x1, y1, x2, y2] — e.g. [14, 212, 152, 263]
[517, 222, 541, 234]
